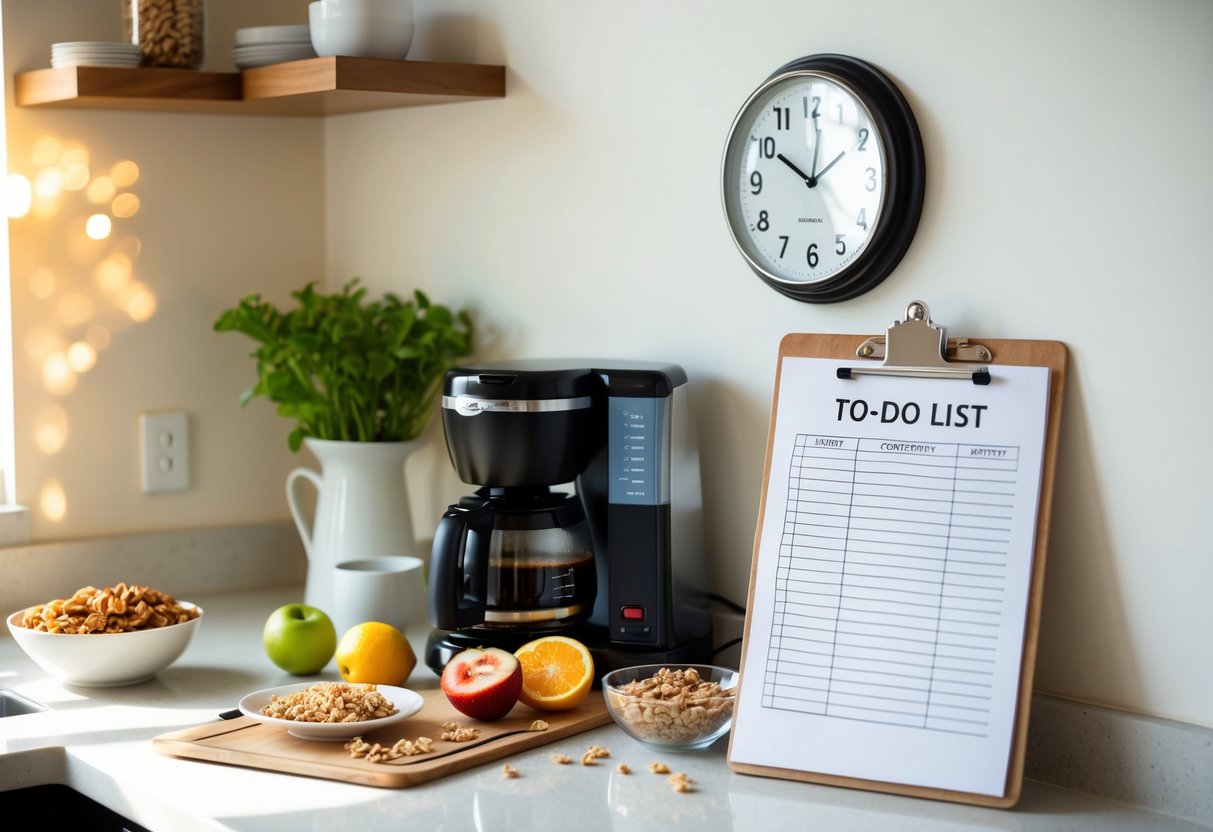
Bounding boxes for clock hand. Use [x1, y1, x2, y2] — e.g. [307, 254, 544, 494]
[776, 153, 818, 188]
[810, 128, 821, 178]
[815, 151, 847, 181]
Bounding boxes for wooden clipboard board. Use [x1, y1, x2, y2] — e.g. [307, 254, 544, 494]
[726, 301, 1067, 808]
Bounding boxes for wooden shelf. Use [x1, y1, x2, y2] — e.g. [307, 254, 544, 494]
[14, 57, 506, 116]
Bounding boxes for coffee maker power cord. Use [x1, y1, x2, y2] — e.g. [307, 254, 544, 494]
[708, 592, 747, 659]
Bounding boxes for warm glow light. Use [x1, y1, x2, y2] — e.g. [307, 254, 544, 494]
[42, 352, 78, 395]
[96, 255, 132, 292]
[110, 160, 140, 188]
[33, 167, 64, 199]
[24, 326, 60, 360]
[67, 341, 98, 373]
[115, 236, 142, 260]
[29, 267, 56, 299]
[40, 480, 67, 522]
[32, 136, 62, 167]
[111, 193, 140, 218]
[32, 196, 60, 219]
[60, 147, 88, 168]
[63, 163, 90, 191]
[4, 174, 32, 218]
[85, 323, 112, 352]
[57, 293, 94, 327]
[86, 175, 116, 204]
[33, 407, 70, 455]
[123, 283, 158, 322]
[85, 213, 112, 240]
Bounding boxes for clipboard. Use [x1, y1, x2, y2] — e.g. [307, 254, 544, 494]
[726, 300, 1066, 808]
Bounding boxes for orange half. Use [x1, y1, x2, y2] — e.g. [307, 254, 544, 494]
[513, 635, 595, 712]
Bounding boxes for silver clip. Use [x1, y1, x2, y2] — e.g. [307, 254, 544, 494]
[838, 301, 991, 385]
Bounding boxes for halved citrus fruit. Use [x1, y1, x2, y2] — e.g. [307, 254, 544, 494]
[513, 635, 595, 712]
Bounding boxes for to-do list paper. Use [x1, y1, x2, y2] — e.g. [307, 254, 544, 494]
[730, 356, 1051, 797]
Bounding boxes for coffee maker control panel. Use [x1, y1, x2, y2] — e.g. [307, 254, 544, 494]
[608, 397, 669, 505]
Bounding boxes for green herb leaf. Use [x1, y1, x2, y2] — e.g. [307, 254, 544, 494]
[215, 278, 473, 451]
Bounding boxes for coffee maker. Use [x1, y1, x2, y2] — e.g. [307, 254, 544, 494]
[425, 360, 713, 676]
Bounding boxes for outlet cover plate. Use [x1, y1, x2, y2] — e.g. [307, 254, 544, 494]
[138, 410, 189, 493]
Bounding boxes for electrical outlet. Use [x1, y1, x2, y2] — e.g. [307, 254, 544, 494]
[138, 410, 189, 493]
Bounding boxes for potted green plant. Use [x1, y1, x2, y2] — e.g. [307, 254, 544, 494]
[214, 278, 473, 451]
[214, 278, 474, 615]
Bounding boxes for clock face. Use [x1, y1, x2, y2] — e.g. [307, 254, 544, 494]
[722, 70, 889, 287]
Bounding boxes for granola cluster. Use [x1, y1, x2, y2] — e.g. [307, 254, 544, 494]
[345, 735, 433, 762]
[607, 667, 736, 745]
[17, 583, 198, 634]
[260, 683, 398, 723]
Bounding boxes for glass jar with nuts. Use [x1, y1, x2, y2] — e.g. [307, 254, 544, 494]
[122, 0, 206, 69]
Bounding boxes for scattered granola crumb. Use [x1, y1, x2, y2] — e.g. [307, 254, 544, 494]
[549, 753, 572, 764]
[616, 763, 631, 775]
[440, 721, 480, 742]
[530, 719, 550, 731]
[502, 763, 520, 779]
[345, 735, 434, 762]
[649, 761, 670, 774]
[581, 744, 611, 765]
[668, 772, 694, 793]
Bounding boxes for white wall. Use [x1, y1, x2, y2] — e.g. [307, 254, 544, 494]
[3, 0, 1210, 730]
[322, 0, 1213, 728]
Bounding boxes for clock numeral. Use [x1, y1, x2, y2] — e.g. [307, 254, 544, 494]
[865, 167, 878, 191]
[759, 137, 776, 158]
[857, 209, 868, 231]
[835, 234, 846, 256]
[858, 128, 869, 151]
[810, 96, 821, 121]
[807, 243, 819, 268]
[836, 103, 844, 123]
[750, 171, 762, 195]
[757, 210, 770, 232]
[773, 106, 790, 130]
[778, 235, 789, 257]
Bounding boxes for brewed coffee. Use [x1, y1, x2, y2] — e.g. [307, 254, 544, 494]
[486, 553, 596, 618]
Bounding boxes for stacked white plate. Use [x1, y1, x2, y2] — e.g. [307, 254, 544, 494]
[51, 41, 141, 69]
[232, 24, 317, 69]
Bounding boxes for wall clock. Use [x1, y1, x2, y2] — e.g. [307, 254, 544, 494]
[721, 54, 925, 303]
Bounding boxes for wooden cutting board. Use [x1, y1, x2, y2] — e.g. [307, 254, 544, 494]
[153, 689, 612, 788]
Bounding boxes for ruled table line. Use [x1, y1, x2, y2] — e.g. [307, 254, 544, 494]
[761, 434, 1021, 737]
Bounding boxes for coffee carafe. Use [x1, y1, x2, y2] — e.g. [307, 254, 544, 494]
[425, 360, 713, 676]
[429, 488, 596, 630]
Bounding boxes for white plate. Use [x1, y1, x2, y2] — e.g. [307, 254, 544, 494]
[236, 25, 312, 45]
[53, 41, 140, 51]
[52, 60, 142, 68]
[237, 682, 423, 741]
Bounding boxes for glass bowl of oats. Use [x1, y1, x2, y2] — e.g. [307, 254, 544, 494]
[602, 664, 738, 752]
[6, 582, 202, 687]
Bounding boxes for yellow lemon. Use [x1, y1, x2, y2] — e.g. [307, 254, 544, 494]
[335, 621, 416, 686]
[513, 635, 595, 712]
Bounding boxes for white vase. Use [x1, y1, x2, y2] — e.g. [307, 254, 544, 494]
[286, 438, 420, 617]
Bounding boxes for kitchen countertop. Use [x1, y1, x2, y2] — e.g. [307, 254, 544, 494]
[0, 585, 1206, 832]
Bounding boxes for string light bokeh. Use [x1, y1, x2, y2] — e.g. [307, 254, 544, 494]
[4, 136, 153, 523]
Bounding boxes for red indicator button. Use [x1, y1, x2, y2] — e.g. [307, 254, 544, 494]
[621, 606, 646, 621]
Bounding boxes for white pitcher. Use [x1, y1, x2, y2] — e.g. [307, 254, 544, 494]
[286, 437, 420, 617]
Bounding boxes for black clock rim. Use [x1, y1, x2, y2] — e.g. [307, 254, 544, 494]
[730, 54, 926, 304]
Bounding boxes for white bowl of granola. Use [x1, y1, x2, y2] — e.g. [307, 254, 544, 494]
[7, 583, 202, 687]
[238, 681, 424, 741]
[602, 664, 738, 752]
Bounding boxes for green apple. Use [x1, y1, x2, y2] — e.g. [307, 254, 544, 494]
[262, 604, 336, 675]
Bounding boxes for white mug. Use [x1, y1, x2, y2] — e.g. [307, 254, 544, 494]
[331, 555, 427, 640]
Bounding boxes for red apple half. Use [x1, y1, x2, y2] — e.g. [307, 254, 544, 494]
[440, 646, 523, 721]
